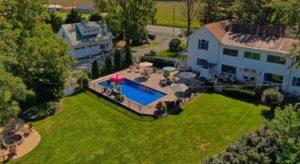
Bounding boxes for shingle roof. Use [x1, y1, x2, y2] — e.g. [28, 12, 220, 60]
[77, 4, 95, 10]
[204, 20, 299, 53]
[61, 21, 113, 46]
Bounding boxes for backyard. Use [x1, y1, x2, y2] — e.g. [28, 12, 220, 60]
[12, 91, 267, 163]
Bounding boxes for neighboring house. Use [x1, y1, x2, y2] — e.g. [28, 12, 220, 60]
[45, 4, 63, 13]
[187, 20, 300, 94]
[75, 4, 96, 14]
[58, 20, 113, 59]
[62, 6, 76, 12]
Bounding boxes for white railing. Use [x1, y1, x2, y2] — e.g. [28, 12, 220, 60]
[89, 80, 146, 115]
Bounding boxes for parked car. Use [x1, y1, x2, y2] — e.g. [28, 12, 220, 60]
[148, 34, 156, 40]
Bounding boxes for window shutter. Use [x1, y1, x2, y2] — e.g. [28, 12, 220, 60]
[198, 40, 200, 49]
[206, 41, 209, 50]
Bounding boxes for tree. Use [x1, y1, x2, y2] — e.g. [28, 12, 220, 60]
[114, 49, 122, 71]
[1, 0, 73, 105]
[169, 38, 182, 52]
[268, 105, 300, 163]
[261, 88, 284, 112]
[65, 9, 82, 24]
[204, 126, 279, 164]
[231, 0, 300, 25]
[89, 12, 103, 21]
[105, 56, 113, 74]
[182, 0, 201, 35]
[91, 59, 100, 79]
[0, 55, 31, 125]
[125, 46, 133, 67]
[46, 13, 63, 33]
[96, 0, 156, 46]
[199, 0, 221, 24]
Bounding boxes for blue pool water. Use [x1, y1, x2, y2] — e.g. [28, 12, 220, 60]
[98, 79, 166, 106]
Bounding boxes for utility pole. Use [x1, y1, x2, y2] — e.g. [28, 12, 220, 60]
[173, 1, 176, 36]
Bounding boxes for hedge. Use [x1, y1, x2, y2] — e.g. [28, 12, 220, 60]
[141, 56, 175, 68]
[222, 87, 257, 101]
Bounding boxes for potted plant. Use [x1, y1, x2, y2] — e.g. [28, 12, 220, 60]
[161, 102, 167, 116]
[119, 94, 125, 102]
[116, 84, 122, 93]
[156, 101, 163, 109]
[110, 82, 116, 91]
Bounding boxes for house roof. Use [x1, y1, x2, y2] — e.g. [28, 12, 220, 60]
[61, 21, 113, 46]
[63, 6, 76, 10]
[77, 4, 96, 10]
[203, 20, 299, 53]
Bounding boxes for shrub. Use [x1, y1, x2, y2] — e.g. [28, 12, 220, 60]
[21, 104, 48, 121]
[141, 56, 175, 68]
[261, 88, 284, 111]
[47, 101, 59, 115]
[125, 46, 133, 67]
[204, 126, 279, 164]
[75, 73, 90, 89]
[222, 87, 256, 101]
[150, 50, 156, 56]
[169, 38, 182, 52]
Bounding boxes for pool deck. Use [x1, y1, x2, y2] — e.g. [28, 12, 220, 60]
[89, 68, 178, 115]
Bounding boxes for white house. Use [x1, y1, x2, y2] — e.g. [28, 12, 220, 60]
[58, 20, 113, 59]
[187, 20, 300, 94]
[45, 4, 63, 13]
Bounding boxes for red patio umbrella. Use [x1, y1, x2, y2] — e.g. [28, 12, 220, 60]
[111, 74, 125, 83]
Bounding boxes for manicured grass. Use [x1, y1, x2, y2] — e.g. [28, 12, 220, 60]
[12, 92, 266, 163]
[156, 50, 181, 58]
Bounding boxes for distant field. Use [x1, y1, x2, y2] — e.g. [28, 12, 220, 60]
[50, 1, 200, 29]
[48, 0, 94, 6]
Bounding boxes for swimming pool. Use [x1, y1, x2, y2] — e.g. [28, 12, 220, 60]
[98, 79, 166, 106]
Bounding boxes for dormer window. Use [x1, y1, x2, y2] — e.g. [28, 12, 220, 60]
[198, 39, 209, 50]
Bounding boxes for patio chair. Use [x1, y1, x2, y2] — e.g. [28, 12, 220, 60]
[7, 146, 17, 159]
[23, 123, 33, 137]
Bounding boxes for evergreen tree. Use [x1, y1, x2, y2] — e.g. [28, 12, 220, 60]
[105, 56, 113, 74]
[114, 49, 121, 71]
[46, 13, 63, 33]
[65, 9, 82, 24]
[125, 47, 133, 67]
[91, 59, 100, 79]
[89, 13, 103, 21]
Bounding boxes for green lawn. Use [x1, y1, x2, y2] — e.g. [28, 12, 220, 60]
[12, 92, 266, 163]
[156, 50, 181, 58]
[155, 2, 200, 29]
[56, 12, 91, 20]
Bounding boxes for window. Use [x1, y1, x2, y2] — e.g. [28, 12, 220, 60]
[100, 44, 105, 49]
[222, 64, 237, 74]
[88, 45, 93, 48]
[292, 77, 300, 87]
[198, 39, 209, 50]
[81, 47, 85, 49]
[244, 51, 261, 60]
[94, 44, 98, 47]
[197, 59, 207, 65]
[223, 48, 238, 57]
[267, 55, 286, 65]
[264, 73, 283, 84]
[75, 48, 80, 50]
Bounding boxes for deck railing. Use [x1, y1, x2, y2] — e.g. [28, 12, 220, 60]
[89, 80, 147, 115]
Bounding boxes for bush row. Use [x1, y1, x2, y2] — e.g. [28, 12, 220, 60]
[222, 87, 257, 101]
[140, 56, 175, 68]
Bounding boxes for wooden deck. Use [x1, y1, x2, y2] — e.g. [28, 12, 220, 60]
[89, 68, 178, 115]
